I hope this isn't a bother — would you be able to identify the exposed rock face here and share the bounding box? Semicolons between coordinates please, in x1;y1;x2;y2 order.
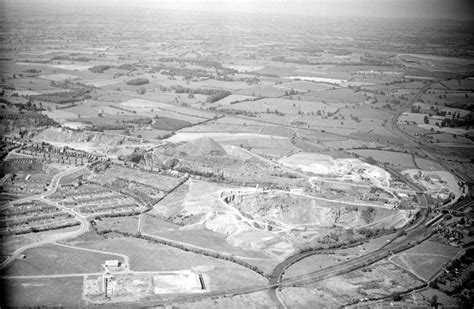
223;191;400;228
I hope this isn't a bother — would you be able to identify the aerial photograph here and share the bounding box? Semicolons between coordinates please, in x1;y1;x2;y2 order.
0;0;473;307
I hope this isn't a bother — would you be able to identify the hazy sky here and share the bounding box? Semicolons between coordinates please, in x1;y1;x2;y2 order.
151;0;474;20
3;0;474;21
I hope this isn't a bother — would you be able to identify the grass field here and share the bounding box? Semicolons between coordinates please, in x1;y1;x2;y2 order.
142;216;270;259
390;240;460;280
414;157;444;171
276;81;334;92
349;149;417;169
233;85;288;97
284;253;350;278
302;88;366;103
2;244;124;276
1;226;82;258
95;216;139;234
225;97;336;115
1;276;84;307
212;94;256;106
73;237;267;290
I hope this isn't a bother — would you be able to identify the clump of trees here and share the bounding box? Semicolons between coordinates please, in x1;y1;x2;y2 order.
126;78;149;86
89;65;111;73
152;116;191;131
206;91;231;103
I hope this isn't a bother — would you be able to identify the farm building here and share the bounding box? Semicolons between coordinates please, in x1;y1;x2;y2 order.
104;260;119;268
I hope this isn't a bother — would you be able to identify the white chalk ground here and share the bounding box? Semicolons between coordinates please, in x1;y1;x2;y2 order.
286;76;347;85
120;98;167;109
279;153;391;187
166;132;287;143
222;145;254;160
62;121;90;130
49;64;92;71
223;65;265;72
